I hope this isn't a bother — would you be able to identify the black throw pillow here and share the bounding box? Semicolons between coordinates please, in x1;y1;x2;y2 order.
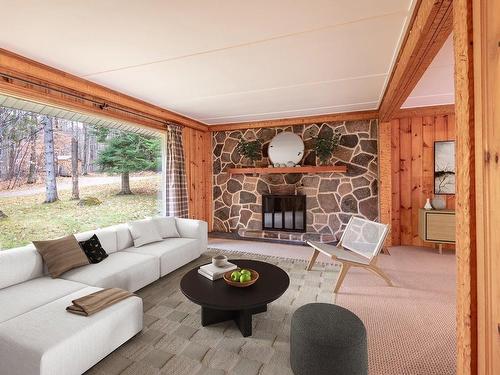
79;234;108;264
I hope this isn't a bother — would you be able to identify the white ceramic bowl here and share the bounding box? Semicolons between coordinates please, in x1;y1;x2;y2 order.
212;255;228;267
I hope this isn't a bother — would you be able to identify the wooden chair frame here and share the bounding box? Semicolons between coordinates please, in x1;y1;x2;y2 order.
306;218;393;293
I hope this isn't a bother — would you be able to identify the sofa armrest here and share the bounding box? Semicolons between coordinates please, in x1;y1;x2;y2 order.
175;218;208;252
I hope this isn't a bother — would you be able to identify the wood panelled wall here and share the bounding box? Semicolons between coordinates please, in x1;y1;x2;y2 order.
388;113;456;246
183;128;212;226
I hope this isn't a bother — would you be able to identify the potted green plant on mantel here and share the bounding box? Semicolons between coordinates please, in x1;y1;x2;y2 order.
312;131;341;165
236;137;262;167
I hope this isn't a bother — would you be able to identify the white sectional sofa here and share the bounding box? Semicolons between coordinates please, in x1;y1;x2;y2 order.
0;217;207;375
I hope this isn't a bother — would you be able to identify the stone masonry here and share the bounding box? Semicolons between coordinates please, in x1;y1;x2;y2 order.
212;120;379;240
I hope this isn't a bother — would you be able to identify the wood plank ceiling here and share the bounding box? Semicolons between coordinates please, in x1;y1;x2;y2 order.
0;0;418;125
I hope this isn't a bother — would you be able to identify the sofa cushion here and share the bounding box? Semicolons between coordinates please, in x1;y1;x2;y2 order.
74;227;118;254
78;234;108;264
33;235;89;278
0;244;44;289
60;252;159;292
124;238;201;277
114;224;134;251
128;219;163;247
0;277;87;323
175;218;208;250
152;216;180;238
0;286;143;375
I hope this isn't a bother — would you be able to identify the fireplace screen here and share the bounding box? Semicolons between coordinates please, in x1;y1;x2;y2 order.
262;195;306;232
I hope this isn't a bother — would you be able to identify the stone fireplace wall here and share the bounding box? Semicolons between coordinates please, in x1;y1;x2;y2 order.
212;120;379;239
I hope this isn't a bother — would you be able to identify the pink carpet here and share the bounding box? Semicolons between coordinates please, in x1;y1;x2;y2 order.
209;239;457;375
336;246;456;374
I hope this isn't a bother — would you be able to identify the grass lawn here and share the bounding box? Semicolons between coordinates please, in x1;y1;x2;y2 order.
0;177;161;249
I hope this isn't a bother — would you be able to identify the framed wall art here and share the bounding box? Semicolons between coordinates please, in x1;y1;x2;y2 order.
434;140;456;195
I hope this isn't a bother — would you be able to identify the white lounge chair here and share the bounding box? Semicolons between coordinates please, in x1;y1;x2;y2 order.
306;217;392;293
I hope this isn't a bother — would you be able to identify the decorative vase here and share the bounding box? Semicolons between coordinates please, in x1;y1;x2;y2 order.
424;198;433;210
432;196;446;210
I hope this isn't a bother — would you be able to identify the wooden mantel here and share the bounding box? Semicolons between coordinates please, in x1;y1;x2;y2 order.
227;165;347;175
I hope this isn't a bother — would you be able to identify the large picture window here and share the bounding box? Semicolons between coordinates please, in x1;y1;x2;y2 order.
0;105;164;250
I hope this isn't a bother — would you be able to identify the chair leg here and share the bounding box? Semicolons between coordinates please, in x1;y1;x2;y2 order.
306;249;320;271
367;265;393;286
381;246;391;255
334;263;350;293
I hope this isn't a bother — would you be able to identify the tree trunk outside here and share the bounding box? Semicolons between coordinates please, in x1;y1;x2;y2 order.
27;127;37;184
11;137;30;189
119;171;133;195
71;122;79;200
7;143;16;180
82;126;89;175
43;116;58;203
0;110;3;179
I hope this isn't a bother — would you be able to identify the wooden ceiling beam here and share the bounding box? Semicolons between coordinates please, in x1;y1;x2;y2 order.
393;104;455;118
0;78;167;132
378;0;453;122
0;49;209;132
208;110;379;132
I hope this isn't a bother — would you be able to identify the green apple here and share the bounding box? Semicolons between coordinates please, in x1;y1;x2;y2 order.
240;269;251;276
231;271;241;282
240;273;251;283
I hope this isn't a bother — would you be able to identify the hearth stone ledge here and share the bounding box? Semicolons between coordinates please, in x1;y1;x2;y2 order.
238;228;336;243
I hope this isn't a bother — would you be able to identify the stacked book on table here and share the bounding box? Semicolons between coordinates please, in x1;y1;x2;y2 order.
198;262;237;281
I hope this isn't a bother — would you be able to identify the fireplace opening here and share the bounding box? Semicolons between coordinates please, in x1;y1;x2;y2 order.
262;194;306;232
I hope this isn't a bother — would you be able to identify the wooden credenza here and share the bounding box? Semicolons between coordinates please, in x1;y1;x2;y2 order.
418;209;456;254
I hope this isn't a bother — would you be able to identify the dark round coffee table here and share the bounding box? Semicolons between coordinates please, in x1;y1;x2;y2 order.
180;259;290;337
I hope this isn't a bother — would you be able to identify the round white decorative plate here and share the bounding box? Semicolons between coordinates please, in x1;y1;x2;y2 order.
268;132;304;165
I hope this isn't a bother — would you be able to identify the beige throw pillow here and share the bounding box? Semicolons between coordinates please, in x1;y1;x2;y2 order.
128;220;163;247
152;216;180;238
33;235;89;278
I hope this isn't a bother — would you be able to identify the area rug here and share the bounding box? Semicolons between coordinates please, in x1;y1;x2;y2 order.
84;250;335;375
85;247;456;375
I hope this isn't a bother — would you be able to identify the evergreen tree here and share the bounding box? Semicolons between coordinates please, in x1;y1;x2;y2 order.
97;131;160;195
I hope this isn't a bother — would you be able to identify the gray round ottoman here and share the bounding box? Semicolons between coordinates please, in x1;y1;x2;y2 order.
290;303;367;375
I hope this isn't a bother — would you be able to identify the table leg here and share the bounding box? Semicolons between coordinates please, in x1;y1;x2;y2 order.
236;309;252;337
201;306;234;326
235;305;267;337
201;304;268;337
